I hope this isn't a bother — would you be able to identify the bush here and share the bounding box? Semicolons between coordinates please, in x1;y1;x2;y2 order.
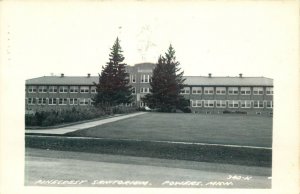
25;114;38;126
223;110;231;114
181;107;192;113
25;106;134;127
35;111;49;126
223;110;247;114
41;113;62;126
137;107;146;111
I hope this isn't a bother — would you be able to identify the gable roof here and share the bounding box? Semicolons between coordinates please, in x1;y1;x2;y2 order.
26;75;273;86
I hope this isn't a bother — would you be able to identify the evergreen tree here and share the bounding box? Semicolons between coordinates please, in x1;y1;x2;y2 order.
142;45;190;112
93;38;132;107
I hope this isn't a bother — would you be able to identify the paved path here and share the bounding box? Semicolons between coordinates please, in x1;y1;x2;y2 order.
25;112;147;135
25;148;271;188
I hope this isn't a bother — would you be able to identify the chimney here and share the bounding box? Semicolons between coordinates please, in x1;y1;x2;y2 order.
239;73;243;78
61;73;64;78
208;73;212;78
87;73;91;78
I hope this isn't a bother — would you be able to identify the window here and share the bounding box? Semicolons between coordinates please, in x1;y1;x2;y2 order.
90;99;94;105
145;75;149;83
228;87;239;95
69;98;78;105
140;74;150;83
140;87;150;93
253;101;264;108
216;100;226;108
49;98;57;105
37;98;46;105
241;100;251;108
80;86;89;93
266;101;273;108
131;74;136;83
216;87;226;95
59;86;68;93
132;87;136;94
140;102;146;107
91;86;97;93
191;100;196;107
28;86;37;93
204;100;214;108
28;98;36;105
192;87;202;94
49;86;58;93
38;86;47;93
253;87;264;95
240;87;251;95
79;98;90;105
59;98;68;105
139;74;151;83
140;75;143;83
70;86;79;93
266;87;273;95
191;100;202;107
204;87;214;95
228;100;239;108
181;87;190;94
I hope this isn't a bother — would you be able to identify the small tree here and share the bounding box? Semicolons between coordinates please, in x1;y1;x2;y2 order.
142;45;190;112
93;38;133;108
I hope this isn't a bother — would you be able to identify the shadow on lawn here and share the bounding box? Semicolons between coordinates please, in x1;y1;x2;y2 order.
25;135;272;167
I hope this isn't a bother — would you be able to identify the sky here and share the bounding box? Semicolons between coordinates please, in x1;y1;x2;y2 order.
1;1;298;80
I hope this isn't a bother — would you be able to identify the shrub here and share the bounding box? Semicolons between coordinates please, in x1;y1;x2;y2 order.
35;111;50;126
25;114;38;126
41;113;62;126
25;106;133;127
181;107;192;113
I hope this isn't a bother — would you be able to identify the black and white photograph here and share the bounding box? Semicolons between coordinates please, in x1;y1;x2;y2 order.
0;1;299;194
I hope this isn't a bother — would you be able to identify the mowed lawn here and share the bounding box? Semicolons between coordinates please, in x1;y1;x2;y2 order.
68;113;273;147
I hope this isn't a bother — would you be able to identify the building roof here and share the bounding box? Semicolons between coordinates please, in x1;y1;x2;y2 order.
26;76;99;85
131;62;156;68
26;75;273;86
183;76;273;86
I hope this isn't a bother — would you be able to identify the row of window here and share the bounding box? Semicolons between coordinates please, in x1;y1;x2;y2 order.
27;85;273;96
27;86;97;93
130;74;151;83
140;87;150;94
181;87;273;95
27;98;92;105
130;87;150;94
190;100;273;108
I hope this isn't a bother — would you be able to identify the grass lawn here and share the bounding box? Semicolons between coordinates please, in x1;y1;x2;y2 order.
67;113;273;147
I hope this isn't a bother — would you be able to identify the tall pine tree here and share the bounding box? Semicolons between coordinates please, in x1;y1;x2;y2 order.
142;45;190;112
93;38;132;107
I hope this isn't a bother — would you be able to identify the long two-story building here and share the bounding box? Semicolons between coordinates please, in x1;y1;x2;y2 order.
25;63;273;115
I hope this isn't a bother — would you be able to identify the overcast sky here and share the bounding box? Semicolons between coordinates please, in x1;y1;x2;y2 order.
2;1;298;80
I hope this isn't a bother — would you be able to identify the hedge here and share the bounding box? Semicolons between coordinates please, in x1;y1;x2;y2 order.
25;106;136;127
